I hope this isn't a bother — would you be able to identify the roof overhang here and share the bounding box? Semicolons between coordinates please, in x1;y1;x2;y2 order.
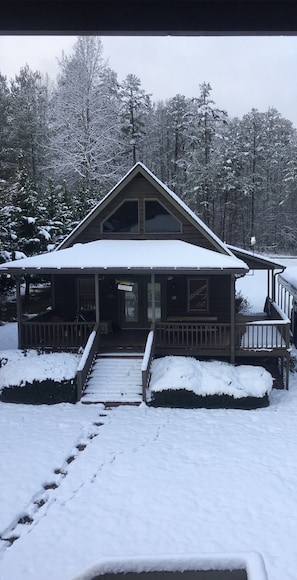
227;245;286;271
0;240;249;276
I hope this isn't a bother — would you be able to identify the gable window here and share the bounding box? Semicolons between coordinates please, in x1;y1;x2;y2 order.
102;200;139;233
145;200;181;233
188;278;208;312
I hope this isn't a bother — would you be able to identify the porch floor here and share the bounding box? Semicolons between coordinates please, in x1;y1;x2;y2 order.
98;329;148;351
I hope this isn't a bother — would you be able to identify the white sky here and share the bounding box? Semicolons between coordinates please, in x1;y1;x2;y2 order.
1;35;297;125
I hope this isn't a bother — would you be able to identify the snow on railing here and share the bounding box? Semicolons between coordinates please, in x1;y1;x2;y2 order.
76;324;99;400
141;329;155;403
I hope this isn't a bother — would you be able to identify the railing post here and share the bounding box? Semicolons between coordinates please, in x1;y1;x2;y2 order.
230;274;235;364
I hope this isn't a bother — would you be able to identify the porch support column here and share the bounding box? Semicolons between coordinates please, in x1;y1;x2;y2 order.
230;274;235;364
15;274;22;349
267;269;270;300
151;272;155;327
95;273;100;324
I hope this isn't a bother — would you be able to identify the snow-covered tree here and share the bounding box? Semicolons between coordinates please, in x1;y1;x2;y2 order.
49;36;122;204
120;73;152;165
9;65;49;187
0;73;12;181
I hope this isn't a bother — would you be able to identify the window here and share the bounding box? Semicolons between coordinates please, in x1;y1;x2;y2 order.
102;200;139;233
188;279;208;312
145;200;181;232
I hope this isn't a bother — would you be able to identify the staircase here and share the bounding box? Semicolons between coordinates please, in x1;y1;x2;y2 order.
81;352;144;405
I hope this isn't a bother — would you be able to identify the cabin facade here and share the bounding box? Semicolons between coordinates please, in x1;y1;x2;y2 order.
0;163;291;400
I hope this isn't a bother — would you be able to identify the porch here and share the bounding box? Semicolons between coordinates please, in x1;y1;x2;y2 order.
19;299;290;358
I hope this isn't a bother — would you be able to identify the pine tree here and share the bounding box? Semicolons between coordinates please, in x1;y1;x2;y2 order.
120;73;152;165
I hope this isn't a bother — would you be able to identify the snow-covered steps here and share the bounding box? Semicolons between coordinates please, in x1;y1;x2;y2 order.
81;353;144;405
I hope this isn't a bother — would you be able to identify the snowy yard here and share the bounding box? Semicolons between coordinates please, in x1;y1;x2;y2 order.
1;265;297;579
1;390;297;579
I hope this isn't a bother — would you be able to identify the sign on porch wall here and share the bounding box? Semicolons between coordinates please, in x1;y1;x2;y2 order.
117;280;134;292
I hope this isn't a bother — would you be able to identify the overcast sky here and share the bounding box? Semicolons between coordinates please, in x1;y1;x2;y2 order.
1;35;297;125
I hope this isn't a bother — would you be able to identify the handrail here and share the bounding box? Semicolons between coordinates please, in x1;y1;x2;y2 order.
76;323;99;401
141;330;155;403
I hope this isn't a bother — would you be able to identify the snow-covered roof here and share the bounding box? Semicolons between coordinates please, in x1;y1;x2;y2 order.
0;239;248;274
58;163;234;257
227;245;286;270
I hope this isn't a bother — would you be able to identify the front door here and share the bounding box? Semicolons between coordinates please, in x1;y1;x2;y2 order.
120;278;161;328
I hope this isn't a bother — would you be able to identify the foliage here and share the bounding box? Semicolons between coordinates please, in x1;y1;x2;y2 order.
1;36;297;256
235;290;251;314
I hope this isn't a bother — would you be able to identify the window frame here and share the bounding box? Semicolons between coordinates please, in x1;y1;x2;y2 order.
101;199;139;234
144;198;182;234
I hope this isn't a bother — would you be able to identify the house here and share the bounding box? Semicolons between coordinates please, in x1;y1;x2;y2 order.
0;163;291;400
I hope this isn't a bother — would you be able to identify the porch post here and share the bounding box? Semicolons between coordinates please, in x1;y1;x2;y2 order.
267;269;270;300
95;273;100;324
15;274;22;349
230;274;235;364
151;272;155;326
272;270;276;302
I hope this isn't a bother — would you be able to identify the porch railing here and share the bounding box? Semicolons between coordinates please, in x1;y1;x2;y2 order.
76;323;99;400
156;318;290;354
21;320;95;350
156;322;231;351
141;329;155;403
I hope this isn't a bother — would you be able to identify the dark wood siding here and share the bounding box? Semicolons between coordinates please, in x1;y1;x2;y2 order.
53;275;77;320
73;176;216;250
99;276;120;330
165;274;231;322
210;275;231;322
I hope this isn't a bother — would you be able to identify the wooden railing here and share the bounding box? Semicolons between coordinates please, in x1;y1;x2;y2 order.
156;322;231;351
141;329;155;403
235;320;290;352
76;323;99;400
156;315;290;355
21;320;95;350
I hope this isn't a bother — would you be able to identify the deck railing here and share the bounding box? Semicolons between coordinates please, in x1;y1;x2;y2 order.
156;322;231;351
156;317;290;354
21;320;95;350
141;329;155;403
235;320;290;352
76;323;99;400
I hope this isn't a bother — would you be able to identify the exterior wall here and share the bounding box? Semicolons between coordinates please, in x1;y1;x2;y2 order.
53;275;77;320
73;176;215;250
99;276;120;330
165;274;231;322
52;273;232;324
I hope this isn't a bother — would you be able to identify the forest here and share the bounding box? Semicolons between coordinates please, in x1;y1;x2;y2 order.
1;35;297;268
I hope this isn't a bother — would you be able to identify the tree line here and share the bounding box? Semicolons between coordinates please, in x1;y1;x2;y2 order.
1;35;297;265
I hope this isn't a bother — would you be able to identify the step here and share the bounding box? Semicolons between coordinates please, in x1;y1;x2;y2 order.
82;353;144;405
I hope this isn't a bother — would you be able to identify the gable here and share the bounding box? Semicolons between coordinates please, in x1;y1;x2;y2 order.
58;164;231;255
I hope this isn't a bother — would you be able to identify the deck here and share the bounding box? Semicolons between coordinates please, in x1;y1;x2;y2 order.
19;301;290;360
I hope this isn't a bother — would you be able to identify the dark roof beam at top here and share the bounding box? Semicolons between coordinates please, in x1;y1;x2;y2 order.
1;1;297;35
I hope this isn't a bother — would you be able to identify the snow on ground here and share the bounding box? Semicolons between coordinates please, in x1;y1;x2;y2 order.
0;403;101;534
1;264;297;579
1;391;297;580
0;322;18;350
